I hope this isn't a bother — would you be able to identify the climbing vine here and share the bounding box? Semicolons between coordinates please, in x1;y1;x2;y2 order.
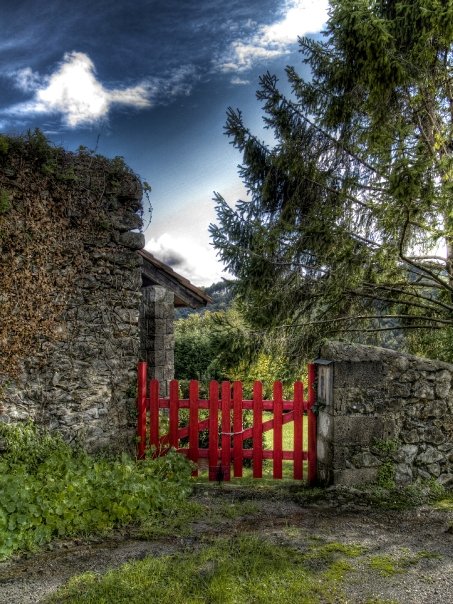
0;130;143;378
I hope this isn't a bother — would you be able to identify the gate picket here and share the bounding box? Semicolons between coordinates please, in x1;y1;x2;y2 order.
233;381;243;478
252;381;263;479
136;363;317;484
273;381;283;479
149;378;159;455
293;381;303;480
169;380;179;449
189;380;199;476
208;381;219;481
221;382;231;481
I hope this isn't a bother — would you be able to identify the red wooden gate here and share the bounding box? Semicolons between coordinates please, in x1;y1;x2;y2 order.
136;363;317;483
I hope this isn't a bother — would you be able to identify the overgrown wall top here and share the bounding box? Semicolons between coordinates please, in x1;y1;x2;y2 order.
0;132;144;451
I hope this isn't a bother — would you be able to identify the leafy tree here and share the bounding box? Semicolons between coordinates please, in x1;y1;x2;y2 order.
210;0;453;361
174;309;251;382
175;308;299;390
174;312;226;382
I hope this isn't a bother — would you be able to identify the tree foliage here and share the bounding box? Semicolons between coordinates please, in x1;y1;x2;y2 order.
210;0;453;361
174;308;299;394
175;280;234;318
174;309;254;382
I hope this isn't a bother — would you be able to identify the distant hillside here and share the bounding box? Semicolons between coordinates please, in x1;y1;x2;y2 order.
175;280;234;318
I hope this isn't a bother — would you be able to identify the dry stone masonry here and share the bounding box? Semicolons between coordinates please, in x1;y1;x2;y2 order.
0;140;146;451
316;342;453;487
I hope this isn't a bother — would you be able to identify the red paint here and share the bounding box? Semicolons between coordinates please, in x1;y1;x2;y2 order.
208;381;219;480
273;381;283;479
149;379;160;456
189;380;199;476
169;380;179;449
137;362;317;483
293;381;303;479
221;381;231;481
252;381;263;478
233;381;243;478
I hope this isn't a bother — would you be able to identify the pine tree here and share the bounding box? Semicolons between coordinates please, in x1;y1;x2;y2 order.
210;0;453;360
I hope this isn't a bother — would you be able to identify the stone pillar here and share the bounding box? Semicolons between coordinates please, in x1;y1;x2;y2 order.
139;285;175;396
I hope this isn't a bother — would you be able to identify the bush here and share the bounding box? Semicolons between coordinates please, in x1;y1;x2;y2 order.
0;422;193;560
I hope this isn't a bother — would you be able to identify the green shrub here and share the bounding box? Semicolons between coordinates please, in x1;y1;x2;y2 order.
0;422;193;560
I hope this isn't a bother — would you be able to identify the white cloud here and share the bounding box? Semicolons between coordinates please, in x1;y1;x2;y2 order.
215;0;329;73
143;180;249;287
7;51;151;127
5;52;197;128
146;233;229;287
14;67;42;92
147;65;198;102
230;76;251;86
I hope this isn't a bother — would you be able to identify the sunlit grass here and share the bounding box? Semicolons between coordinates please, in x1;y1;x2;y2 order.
434;491;453;510
368;550;441;577
46;535;355;604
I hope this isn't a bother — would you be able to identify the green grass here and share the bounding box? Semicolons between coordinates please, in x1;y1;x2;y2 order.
368;555;401;577
138;501;204;539
434;491;453;511
43;492;445;604
139;499;261;540
211;500;260;519
368;550;441;577
46;535;358;604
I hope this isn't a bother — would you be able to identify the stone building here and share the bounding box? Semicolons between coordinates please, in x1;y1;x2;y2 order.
0;141;209;451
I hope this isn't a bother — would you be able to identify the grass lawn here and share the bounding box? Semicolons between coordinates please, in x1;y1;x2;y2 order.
44;487;450;604
46;534;361;604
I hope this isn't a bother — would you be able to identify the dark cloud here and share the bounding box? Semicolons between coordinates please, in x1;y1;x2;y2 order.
160;250;186;268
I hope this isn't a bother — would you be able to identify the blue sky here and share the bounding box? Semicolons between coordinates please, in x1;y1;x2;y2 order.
0;0;328;285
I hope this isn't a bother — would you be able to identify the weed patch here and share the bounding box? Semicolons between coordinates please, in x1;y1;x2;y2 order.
300;540;364;574
290;481;448;511
138;501;203;539
368;550;441;577
0;423;193;560
434;491;453;511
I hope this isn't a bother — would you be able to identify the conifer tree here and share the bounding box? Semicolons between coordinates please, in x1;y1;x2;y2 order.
210;0;453;359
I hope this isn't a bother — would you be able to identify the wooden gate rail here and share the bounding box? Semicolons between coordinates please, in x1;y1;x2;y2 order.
136;363;317;484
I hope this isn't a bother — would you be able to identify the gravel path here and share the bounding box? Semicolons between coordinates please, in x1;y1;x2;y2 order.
0;485;452;603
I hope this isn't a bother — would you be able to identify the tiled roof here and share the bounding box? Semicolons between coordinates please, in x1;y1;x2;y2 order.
138;249;211;308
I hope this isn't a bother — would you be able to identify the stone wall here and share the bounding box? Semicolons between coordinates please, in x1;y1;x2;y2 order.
316;342;453;487
139;285;175;396
0;145;145;452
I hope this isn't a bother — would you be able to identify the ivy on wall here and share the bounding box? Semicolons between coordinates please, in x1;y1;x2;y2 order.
0;130;143;378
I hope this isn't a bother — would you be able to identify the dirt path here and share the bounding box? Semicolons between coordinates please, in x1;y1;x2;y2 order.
1;484;452;603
